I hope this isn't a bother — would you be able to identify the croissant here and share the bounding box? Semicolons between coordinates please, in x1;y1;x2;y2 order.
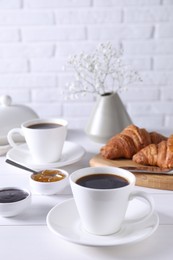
100;124;167;160
132;135;173;168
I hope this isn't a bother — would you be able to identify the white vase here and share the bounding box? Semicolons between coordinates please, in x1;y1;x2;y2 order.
85;92;133;144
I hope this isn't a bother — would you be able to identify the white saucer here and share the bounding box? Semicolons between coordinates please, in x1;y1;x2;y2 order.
6;141;85;170
46;198;159;247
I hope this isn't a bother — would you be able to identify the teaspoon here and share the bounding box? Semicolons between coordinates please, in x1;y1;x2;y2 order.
6;159;38;174
5;159;66;185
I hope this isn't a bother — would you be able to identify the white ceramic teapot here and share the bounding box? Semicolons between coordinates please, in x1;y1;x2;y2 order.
0;95;38;154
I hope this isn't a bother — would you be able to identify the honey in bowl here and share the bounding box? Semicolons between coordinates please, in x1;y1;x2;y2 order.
31;169;65;183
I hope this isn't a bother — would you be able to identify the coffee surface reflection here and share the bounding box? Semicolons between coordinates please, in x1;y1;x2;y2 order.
76;173;129;189
28;123;62;129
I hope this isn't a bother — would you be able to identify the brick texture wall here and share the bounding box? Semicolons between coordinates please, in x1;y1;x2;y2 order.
0;0;173;131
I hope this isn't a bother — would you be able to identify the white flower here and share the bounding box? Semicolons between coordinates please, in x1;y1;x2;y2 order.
65;42;142;99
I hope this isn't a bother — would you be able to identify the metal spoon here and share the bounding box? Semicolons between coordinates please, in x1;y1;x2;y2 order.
5;159;62;176
6;159;38;174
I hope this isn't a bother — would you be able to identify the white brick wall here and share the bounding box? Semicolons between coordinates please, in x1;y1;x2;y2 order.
0;0;173;131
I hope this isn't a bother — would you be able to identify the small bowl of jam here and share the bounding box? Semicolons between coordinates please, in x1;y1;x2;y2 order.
30;169;69;195
0;187;31;217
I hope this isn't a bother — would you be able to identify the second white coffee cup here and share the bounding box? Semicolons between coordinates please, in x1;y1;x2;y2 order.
70;166;155;236
7;118;68;164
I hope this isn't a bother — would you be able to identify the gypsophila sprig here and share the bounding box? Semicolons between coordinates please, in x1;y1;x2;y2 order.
66;42;142;99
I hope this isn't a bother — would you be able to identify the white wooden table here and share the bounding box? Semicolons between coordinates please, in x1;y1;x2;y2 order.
0;129;173;260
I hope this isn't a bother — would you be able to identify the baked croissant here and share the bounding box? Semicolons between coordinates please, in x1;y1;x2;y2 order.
100;124;167;160
132;135;173;168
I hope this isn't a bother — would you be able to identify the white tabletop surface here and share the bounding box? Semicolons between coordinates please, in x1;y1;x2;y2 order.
0;129;173;260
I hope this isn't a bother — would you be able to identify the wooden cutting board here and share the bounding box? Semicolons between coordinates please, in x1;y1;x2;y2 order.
89;154;173;190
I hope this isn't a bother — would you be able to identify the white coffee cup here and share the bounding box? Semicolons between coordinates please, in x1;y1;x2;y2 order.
7;118;68;164
70;166;155;236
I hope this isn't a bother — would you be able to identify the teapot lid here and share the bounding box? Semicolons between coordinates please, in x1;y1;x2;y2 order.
0;95;38;145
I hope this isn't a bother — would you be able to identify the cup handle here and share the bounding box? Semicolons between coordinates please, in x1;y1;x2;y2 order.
7;128;24;148
125;191;155;224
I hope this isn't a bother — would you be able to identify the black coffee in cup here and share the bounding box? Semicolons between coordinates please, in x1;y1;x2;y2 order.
28;123;62;129
76;173;129;189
